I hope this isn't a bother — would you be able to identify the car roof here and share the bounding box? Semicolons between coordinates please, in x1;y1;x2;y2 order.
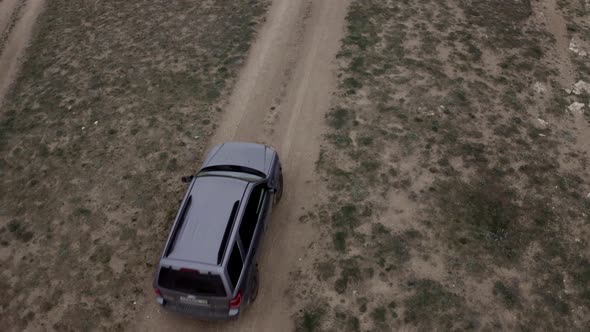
166;175;249;265
202;142;273;176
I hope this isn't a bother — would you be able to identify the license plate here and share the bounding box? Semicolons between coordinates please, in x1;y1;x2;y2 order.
180;295;208;306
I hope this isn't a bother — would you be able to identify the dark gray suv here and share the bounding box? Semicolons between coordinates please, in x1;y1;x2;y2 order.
153;142;283;320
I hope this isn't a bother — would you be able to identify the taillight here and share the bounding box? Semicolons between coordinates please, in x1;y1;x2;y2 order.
155;288;162;297
230;291;242;308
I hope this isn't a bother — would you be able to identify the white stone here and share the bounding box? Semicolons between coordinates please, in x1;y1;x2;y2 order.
569;40;580;53
533;82;546;93
569;40;588;57
568;102;585;114
572;80;590;95
537;118;548;127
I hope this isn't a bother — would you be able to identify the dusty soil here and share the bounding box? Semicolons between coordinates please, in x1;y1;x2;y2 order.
292;0;590;331
136;0;350;331
0;0;45;108
3;0;590;331
0;1;268;330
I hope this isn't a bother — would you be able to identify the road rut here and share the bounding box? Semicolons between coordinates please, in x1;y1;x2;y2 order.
136;0;350;330
0;0;45;108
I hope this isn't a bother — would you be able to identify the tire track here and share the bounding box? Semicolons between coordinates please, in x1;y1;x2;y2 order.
0;0;24;51
136;0;350;330
0;0;45;109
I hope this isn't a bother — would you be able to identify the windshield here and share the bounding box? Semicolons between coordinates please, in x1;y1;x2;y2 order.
158;267;226;297
197;169;263;182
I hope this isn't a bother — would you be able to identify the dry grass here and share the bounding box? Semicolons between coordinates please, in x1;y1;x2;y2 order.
295;0;590;330
0;0;268;330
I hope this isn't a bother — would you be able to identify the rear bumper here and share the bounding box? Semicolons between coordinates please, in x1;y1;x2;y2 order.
157;297;239;320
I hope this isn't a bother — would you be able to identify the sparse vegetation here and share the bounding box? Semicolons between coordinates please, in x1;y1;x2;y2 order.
333;231;347;252
315;260;336;281
4;0;590;330
0;0;268;330
334;258;361;294
6;220;33;242
371;305;386;324
493;281;521;309
296;305;325;332
295;0;590;330
404;279;469;329
434;175;530;265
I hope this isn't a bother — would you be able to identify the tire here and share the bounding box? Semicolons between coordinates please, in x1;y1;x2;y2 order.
250;270;259;303
274;171;283;204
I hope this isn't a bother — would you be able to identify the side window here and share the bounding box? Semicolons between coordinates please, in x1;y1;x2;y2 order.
239;185;265;250
227;243;243;288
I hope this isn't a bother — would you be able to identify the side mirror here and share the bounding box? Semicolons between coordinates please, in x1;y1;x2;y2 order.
181;175;194;183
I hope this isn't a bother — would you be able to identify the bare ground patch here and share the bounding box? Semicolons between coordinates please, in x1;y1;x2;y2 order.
0;0;268;330
293;0;590;331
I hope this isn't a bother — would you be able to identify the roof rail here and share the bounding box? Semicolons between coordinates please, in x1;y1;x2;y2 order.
164;196;192;257
217;200;240;264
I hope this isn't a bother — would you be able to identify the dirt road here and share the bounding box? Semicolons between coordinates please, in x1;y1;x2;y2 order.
136;0;350;330
0;0;45;108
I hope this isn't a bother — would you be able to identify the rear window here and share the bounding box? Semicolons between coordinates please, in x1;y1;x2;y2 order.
158;267;226;297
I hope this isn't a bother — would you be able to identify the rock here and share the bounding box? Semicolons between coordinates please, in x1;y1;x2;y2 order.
569;40;588;57
569;40;580;53
93;121;98;125
572;80;590;95
537;118;548;127
533;82;546;94
568;102;585;114
586;193;590;200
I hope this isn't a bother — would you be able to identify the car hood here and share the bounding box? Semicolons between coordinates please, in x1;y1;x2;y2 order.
201;142;273;175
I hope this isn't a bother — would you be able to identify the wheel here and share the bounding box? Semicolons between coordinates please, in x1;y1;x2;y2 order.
250;270;259;303
274;171;283;204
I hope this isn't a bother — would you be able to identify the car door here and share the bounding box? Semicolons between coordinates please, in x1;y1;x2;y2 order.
237;185;267;299
240;184;269;259
258;187;272;231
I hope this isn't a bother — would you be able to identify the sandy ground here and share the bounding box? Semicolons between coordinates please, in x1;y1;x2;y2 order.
3;0;588;329
0;0;45;108
136;0;350;330
540;0;576;87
